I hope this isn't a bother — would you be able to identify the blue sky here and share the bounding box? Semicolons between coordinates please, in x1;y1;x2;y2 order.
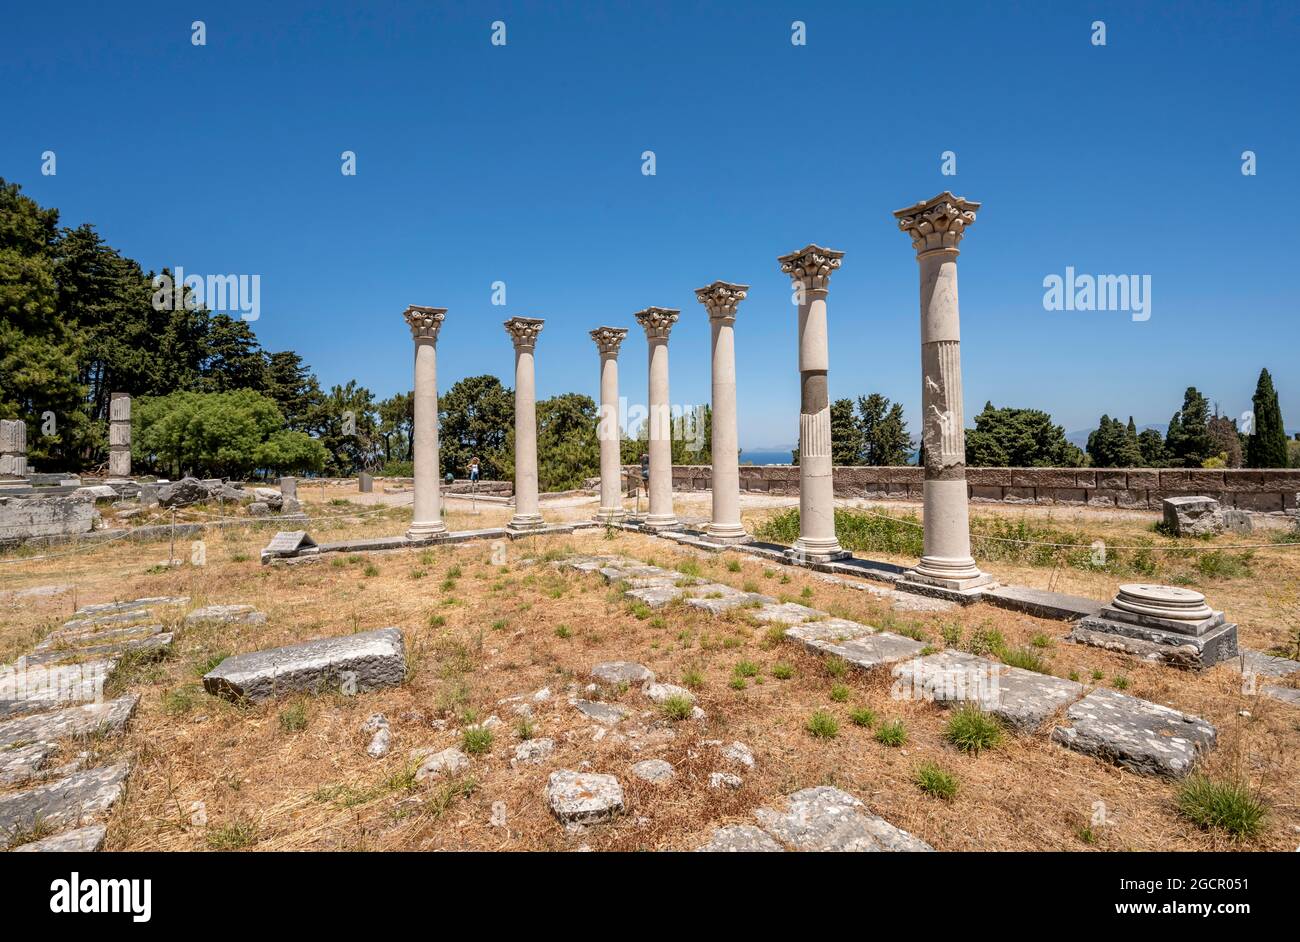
3;1;1296;448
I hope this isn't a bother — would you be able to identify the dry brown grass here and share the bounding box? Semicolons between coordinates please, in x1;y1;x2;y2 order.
1;492;1296;852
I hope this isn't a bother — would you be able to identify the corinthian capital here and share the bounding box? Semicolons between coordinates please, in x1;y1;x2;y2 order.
777;244;844;290
894;192;979;254
590;326;629;357
403;305;447;341
504;316;545;350
694;281;749;320
634;307;679;340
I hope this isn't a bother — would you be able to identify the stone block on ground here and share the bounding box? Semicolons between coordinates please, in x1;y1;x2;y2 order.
0;496;99;543
643;683;695;705
571;699;629;725
1051;688;1216;778
0;695;138;748
749;602;827;625
591;661;654;685
23;632;173;667
12;823;107;852
202;627;405;703
0;659;117;718
185;604;267;627
414;747;469;781
0;742;56;785
891;650;1085;732
511;738;555;767
789;621;927;671
696;824;784;852
622;585;682;608
1236;649;1300;680
985;585;1105;621
630;758;675;784
0;762;130;839
1162;496;1224;536
546;770;624;825
683;585;772;614
751;786;933;852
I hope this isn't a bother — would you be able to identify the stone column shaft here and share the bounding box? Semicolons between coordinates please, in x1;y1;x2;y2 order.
404;305;448;540
506;317;545;532
894;192;991;591
591;327;629;523
779;245;847;562
0;419;28;488
108;393;131;481
635;307;680;530
696;281;750;543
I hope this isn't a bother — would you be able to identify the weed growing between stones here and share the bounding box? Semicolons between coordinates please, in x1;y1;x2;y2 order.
462;726;493;755
1176;776;1267;839
943;707;1003;755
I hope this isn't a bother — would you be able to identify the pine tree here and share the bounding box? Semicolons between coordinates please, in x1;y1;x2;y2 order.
1164;388;1212;467
830;398;863;465
1246;368;1288;468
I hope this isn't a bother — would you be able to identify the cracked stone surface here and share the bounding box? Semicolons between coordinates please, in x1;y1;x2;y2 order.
696;824;784;852
512;738;555;766
546;770;624;824
0;742;56;785
750;786;933;852
24;632;173;668
0;762;130;837
1;659;117;718
571;699;628;725
1238;649;1300;680
789;621;926;671
35;621;162;652
202;627;405;703
12;823;108;852
0;694;138;749
630;758;675;784
683;586;772;614
750;602;827;625
623;585;683;608
185;603;267;627
592;661;655;685
891;650;1085;732
1051;688;1216;778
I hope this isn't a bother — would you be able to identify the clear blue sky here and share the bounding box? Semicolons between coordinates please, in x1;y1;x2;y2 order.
4;1;1296;448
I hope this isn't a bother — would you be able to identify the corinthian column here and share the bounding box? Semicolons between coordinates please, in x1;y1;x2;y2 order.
590;327;629;523
634;307;680;531
893;192;992;591
505;316;545;533
404;305;448;541
778;245;848;562
695;281;750;543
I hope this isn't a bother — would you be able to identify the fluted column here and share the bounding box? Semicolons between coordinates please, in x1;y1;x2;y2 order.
779;245;848;562
893;192;991;591
0;419;27;489
404;305;448;541
695;281;750;543
505;316;545;532
107;393;131;482
590;327;629;523
634;307;680;530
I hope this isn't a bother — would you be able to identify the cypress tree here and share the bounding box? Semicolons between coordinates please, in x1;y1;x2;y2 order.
1246;368;1288;467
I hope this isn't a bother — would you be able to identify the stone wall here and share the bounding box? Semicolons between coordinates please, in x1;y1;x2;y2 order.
0;496;99;544
624;465;1300;514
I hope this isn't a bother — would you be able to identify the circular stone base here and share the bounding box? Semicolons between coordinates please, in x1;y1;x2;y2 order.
1112;584;1213;622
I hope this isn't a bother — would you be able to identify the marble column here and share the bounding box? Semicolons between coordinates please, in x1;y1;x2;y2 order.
893;192;991;591
505;316;545;532
590;326;629;523
0;419;27;489
778;245;848;562
634;307;680;531
404;305;449;541
695;281;750;543
107;393;131;481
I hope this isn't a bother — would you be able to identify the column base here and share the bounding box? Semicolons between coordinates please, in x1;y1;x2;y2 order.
788;537;850;564
641;515;682;532
905;556;994;592
405;520;448;542
704;523;752;545
593;508;626;524
506;514;546;533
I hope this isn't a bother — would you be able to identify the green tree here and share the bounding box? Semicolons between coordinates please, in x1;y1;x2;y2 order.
829;398;863;465
1246;368;1288;468
535;393;600;490
1087;415;1142;467
265;351;324;433
1207;411;1242;468
1164;387;1212;468
200;313;268;393
965;402;1084;467
314;381;379;474
858;393;911;465
377;391;414;464
1137;428;1167;466
440;374;513;479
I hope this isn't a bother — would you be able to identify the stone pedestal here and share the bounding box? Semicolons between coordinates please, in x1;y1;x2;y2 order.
505;317;545;533
106;393;131;482
403;305;449;541
893;193;991;592
359;471;374;494
0;420;28;490
279;476;297;499
695;281;751;544
778;246;847;563
590;327;629;523
634;307;680;531
1070;584;1239;669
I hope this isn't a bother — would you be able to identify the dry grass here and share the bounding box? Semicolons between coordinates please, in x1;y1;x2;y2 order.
0;490;1296;852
